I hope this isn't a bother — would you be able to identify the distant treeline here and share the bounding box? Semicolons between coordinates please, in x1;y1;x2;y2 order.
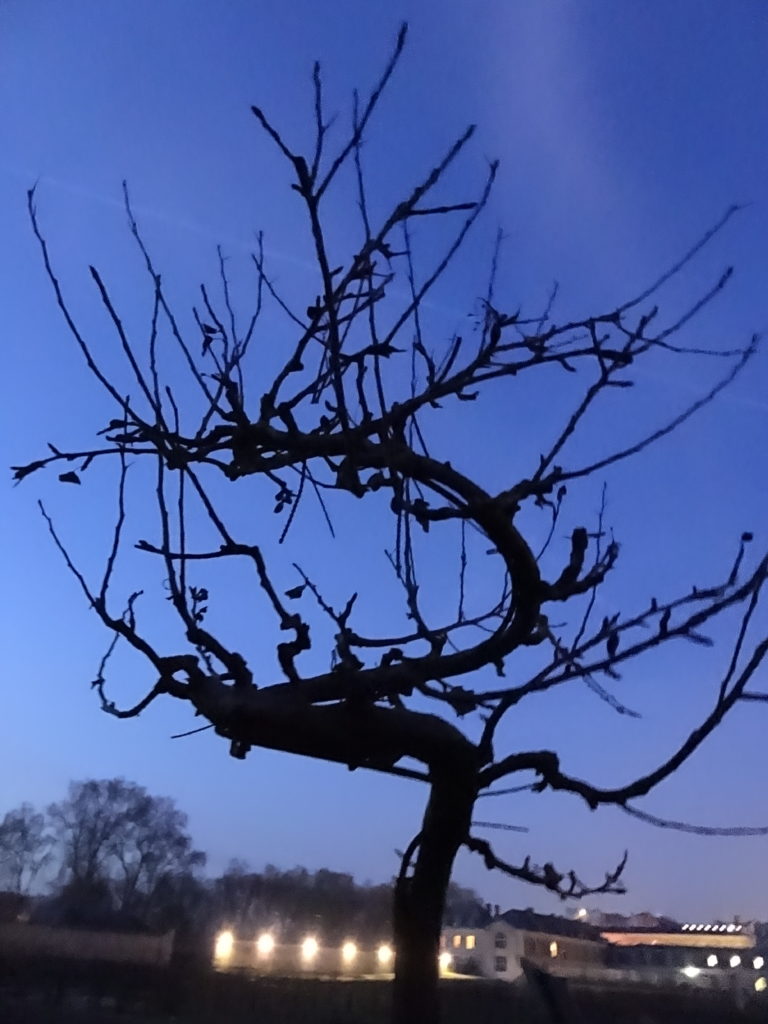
0;779;488;942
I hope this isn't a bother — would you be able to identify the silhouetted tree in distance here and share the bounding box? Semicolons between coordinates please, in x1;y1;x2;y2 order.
47;779;204;917
0;804;53;894
16;23;768;1024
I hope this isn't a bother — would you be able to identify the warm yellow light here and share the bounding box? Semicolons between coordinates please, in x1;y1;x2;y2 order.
256;933;274;955
439;952;452;971
755;957;765;970
214;930;234;960
755;977;767;993
707;955;718;968
342;941;357;964
730;955;741;968
549;941;558;958
466;934;476;950
302;937;319;961
681;966;700;979
452;934;461;948
377;944;393;965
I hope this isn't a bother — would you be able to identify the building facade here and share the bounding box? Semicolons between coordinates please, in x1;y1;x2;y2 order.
442;909;605;982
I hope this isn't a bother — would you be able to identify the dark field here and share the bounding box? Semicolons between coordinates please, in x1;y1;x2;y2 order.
0;956;765;1024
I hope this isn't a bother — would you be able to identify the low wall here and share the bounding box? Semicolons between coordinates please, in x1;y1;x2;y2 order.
0;922;174;966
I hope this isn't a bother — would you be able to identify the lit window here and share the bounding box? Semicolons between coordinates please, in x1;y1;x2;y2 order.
494;956;507;972
466;934;476;950
549;941;558;958
452;934;461;948
495;932;507;949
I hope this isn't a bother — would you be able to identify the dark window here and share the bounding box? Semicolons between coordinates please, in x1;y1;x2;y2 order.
494;956;507;972
494;932;507;949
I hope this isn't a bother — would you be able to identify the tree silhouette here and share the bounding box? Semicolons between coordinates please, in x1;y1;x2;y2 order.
0;804;53;894
15;24;768;1024
47;779;204;915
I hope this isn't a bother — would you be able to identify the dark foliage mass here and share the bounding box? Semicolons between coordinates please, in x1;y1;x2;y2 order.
14;22;767;1024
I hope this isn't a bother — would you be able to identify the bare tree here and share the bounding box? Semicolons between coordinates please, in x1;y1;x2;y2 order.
14;24;767;1024
48;779;204;913
0;803;53;894
108;790;205;915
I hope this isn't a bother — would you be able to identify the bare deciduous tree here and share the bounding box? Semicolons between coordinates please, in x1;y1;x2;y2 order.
48;779;204;912
15;25;767;1024
0;803;53;894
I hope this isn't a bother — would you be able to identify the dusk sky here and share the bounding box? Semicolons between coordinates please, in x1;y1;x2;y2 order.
2;1;767;923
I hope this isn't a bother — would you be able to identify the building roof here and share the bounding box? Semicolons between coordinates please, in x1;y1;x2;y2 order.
497;908;603;942
601;929;753;950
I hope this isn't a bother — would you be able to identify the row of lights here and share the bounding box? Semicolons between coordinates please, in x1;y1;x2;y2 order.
682;966;766;994
682;954;764;974
214;931;452;970
681;923;742;933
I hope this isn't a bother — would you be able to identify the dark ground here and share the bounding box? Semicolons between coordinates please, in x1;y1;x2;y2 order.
0;956;765;1024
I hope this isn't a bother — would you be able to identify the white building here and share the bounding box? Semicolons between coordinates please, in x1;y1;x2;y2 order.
442;908;605;982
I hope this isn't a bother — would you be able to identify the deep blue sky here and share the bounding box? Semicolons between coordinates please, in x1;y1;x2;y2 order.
2;1;767;923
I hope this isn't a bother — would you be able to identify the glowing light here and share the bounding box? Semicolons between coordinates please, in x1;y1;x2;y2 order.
730;955;741;968
466;934;476;950
342;941;357;964
549;941;558;958
439;952;452;971
754;957;765;970
681;966;701;979
576;908;587;919
681;924;689;931
707;955;718;968
214;930;234;960
727;924;736;933
696;924;705;932
301;937;319;962
377;944;393;966
755;977;767;993
452;934;461;948
736;925;743;932
704;925;711;932
256;933;274;956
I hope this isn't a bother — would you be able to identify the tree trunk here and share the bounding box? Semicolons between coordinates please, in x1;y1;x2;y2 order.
392;769;476;1024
